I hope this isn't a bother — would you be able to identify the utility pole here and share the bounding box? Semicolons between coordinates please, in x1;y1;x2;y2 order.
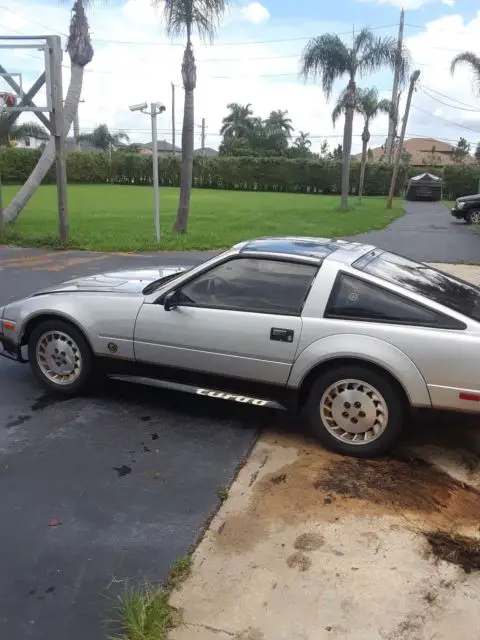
387;70;420;209
171;82;175;154
49;36;68;244
386;8;404;163
201;117;206;150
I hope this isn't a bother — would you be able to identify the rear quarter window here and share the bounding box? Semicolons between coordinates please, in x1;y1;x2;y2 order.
325;273;466;329
354;251;480;323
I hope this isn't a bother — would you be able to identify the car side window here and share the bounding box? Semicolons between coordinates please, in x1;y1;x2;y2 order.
325;273;466;329
177;258;317;315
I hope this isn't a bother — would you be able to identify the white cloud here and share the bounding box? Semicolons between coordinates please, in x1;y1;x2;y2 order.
360;0;455;11
240;2;271;25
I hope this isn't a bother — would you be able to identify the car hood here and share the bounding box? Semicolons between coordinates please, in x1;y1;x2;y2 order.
33;266;190;295
457;194;480;203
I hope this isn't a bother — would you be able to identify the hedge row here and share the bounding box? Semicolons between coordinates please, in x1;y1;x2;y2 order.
0;148;478;198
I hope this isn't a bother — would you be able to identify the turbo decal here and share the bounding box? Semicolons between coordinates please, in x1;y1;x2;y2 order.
195;388;268;406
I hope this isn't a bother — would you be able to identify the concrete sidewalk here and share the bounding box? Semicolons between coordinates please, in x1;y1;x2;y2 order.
168;263;480;640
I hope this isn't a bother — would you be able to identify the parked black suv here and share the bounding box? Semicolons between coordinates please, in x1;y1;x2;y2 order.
451;194;480;224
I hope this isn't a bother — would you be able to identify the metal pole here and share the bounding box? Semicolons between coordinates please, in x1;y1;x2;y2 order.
171;83;175;155
0;167;3;236
387;70;420;210
201;118;206;150
49;36;68;244
151;103;160;242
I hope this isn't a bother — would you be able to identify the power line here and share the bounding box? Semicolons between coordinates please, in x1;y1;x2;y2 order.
419;84;480;111
419;87;480;113
411;104;480;134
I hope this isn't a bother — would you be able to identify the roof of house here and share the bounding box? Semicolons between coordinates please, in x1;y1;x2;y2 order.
141;140;182;152
354;137;475;166
194;146;218;157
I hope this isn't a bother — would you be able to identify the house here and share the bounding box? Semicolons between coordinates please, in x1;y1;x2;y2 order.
14;129;49;149
354;137;476;167
194;146;218;158
139;140;181;156
65;136;104;153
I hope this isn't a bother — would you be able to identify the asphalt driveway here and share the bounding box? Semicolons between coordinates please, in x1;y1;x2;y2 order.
0;247;258;640
349;200;480;263
0;199;478;638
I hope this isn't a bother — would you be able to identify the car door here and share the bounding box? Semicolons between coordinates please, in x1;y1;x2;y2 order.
134;256;318;385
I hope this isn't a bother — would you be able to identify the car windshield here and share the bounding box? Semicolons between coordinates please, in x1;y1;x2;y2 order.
142;269;191;295
354;251;480;323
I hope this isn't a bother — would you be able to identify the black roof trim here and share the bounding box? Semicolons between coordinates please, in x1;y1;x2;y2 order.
240;237;361;262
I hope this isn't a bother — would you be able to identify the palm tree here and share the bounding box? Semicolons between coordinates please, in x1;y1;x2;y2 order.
294;131;312;150
332;87;391;200
0;118;49;146
264;109;294;138
220;103;254;138
300;28;408;210
3;0;93;224
78;123;129;152
162;0;228;234
451;52;480;96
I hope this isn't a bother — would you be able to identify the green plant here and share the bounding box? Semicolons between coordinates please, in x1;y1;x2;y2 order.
109;555;192;640
109;583;180;640
217;485;229;502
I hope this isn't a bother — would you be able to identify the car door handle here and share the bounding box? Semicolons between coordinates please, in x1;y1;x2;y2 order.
270;328;294;343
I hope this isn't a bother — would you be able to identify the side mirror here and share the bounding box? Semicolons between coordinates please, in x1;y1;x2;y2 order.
164;290;178;311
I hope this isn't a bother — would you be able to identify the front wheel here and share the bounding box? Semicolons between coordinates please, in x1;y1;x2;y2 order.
466;210;480;225
304;365;405;457
28;319;93;395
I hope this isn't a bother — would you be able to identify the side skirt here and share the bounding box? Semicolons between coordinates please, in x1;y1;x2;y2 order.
97;357;298;411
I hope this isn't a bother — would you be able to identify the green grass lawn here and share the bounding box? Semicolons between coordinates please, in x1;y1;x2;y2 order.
0;185;403;252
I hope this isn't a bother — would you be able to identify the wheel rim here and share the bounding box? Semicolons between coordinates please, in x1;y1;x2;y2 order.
471;211;480;223
36;330;83;385
319;378;389;445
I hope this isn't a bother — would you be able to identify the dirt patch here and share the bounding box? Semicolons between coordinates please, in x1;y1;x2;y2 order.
293;532;324;551
425;531;480;573
215;433;480;554
313;455;480;515
286;552;312;571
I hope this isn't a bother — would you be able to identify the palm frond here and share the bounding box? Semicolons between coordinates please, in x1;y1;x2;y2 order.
300;34;350;98
353;28;375;58
161;0;227;42
451;52;480;95
331;88;349;126
357;34;397;77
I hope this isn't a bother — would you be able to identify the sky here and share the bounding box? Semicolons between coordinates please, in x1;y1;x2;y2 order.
0;0;479;154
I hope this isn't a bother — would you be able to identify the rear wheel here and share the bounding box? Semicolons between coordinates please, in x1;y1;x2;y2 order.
304;365;405;457
28;319;93;395
466;209;480;225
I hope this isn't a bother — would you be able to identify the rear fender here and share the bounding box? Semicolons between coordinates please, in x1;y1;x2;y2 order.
289;334;431;407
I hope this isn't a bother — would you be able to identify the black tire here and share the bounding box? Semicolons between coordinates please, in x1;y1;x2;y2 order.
466;210;480;225
304;365;405;458
28;319;93;395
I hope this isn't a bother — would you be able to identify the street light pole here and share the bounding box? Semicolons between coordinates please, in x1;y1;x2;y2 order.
387;70;420;210
129;100;165;243
151;102;160;243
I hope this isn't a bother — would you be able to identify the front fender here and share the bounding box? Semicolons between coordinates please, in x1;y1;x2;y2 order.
288;334;431;408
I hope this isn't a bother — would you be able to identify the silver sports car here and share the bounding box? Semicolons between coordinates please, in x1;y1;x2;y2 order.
2;236;480;457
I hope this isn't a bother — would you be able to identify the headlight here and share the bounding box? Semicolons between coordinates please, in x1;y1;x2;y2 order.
457;201;466;209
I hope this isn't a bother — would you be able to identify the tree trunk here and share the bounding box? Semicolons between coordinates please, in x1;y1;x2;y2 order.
173;42;196;234
3;64;84;223
341;80;356;210
358;126;370;201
